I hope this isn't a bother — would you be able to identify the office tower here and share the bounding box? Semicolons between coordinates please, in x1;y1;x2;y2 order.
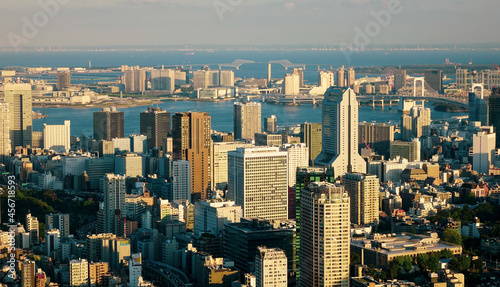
102;237;131;272
344;173;379;226
85;158;115;191
346;67;356;87
172;160;191;203
103;174;126;235
220;70;235;86
394;69;407;91
224;218;296;279
130;134;147;154
337;66;346;87
315;88;366;176
86;233;117;262
194;199;242;236
264;115;278;133
228;147;288;220
89;262;110;286
212;142;253;190
140;107;171;150
294;167;335;280
45;229;60;258
4;83;32;149
358;122;395;158
172;112;212;201
300;182;350;287
293;68;304;87
469;92;489;126
43;120;70;153
0;103;11;162
255;133;282;146
300;123;322;166
45;213;70;237
57;72;71;90
283;73;300;95
69;259;89;287
473;130;496;174
124;68;146;93
390;139;421;162
93;107;124;141
281;143;309;187
255;247;288;287
26;213;39;246
489;89;500;147
424;69;443;93
193;70;210;90
234;102;262;140
401;106;431;140
22;260;36;287
150;69;175;92
115;153;143;177
129;253;142;287
318;70;335;89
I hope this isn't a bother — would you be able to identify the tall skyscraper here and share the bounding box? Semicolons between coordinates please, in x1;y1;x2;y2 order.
150;69;175;92
43;120;71;153
300;182;350;287
469;92;488;126
283;73;300;95
69;259;89;287
489;89;500;147
401;106;431;140
344;173;380;226
124;68;146;93
4;83;32;149
337;66;346;87
281;143;309;187
22;260;36;287
193;69;210;90
300;123;322;166
140;107;171;150
424;69;443;93
234;102;262;141
315;88;366;177
293;68;304;87
172;160;191;203
346;67;356;87
255;247;288;287
394;69;407;91
93;107;124;141
103;174;126;235
358;122;394;158
264;115;278;133
212;142;253;190
228;147;288;221
473;129;496;174
318;70;335;89
172;112;212;201
0;103;11;163
220;70;235;86
57;72;71;90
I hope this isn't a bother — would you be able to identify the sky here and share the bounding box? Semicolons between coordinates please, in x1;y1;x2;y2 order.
0;0;499;48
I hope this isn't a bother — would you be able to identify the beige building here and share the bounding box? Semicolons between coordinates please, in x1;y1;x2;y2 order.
89;262;110;286
344;173;380;226
401;106;431;140
151;69;175;92
255;247;288;287
390;140;421;162
22;260;36;287
300;122;322;166
4;83;32;149
69;259;89;287
228;147;288;221
234;102;261;140
212;141;253;190
0;103;11;162
115;153;143;177
124;68;146;93
301;182;350;287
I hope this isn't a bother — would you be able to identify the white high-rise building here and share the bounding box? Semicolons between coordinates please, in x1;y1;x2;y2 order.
172;160;191;203
234;102;262;141
69;259;89;287
318;70;335;89
45;229;60;258
193;70;210;90
255;247;288;287
281;143;309;187
228;147;288;220
103;174;126;235
315;88;366;177
130;134;147;154
113;137;131;152
43;120;70;153
212;142;254;190
220;70;235;86
344;173;380;226
115;153;143;177
124;68;146;93
473;129;496;174
151;69;175;92
0;103;11;162
26;213;39;246
129;253;142;287
300;182;350;287
402;106;432;140
193;199;242;236
283;73;300;95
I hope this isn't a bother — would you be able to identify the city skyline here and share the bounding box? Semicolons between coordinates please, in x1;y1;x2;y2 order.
1;0;499;48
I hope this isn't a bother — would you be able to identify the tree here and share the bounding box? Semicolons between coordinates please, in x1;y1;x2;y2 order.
472;259;483;270
351;252;361;266
441;228;462;245
417;253;429;271
403;256;413;272
428;255;440;272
